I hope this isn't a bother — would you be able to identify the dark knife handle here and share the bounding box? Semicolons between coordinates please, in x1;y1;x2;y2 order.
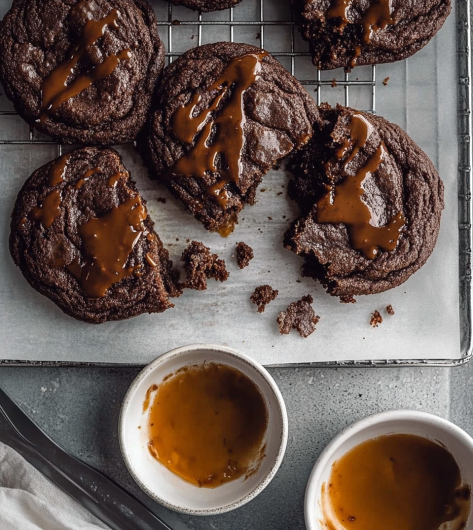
0;386;173;530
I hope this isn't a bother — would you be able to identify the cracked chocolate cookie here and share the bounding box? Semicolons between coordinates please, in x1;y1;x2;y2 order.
285;104;444;299
170;0;243;12
144;42;320;233
10;147;181;323
0;0;164;144
294;0;451;70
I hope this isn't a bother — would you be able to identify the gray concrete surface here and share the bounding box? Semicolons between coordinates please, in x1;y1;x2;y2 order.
1;362;472;530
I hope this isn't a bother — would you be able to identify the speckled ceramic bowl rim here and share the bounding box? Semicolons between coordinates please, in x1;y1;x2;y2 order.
304;410;473;530
119;343;288;516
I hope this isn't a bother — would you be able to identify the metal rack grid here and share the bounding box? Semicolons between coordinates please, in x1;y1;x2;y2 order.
0;0;471;367
0;0;377;157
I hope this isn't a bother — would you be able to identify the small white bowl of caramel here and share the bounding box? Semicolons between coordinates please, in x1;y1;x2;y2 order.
305;410;473;530
119;344;288;515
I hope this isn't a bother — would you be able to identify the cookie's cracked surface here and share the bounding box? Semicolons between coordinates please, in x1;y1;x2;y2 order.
10;147;180;323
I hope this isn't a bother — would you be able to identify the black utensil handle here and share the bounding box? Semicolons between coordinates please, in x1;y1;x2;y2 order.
0;387;173;530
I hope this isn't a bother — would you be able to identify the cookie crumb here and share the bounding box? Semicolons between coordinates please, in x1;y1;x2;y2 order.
156;197;167;204
386;304;395;316
172;19;181;25
236;242;254;269
250;285;279;313
370;310;383;327
277;295;320;338
340;295;356;304
331;78;337;87
180;241;229;291
383;77;390;86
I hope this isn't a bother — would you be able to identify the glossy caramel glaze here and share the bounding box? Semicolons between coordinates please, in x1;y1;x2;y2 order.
39;7;131;122
316;114;405;259
327;0;395;44
146;363;268;488
49;153;72;186
68;196;146;298
322;434;471;530
29;189;62;229
170;52;268;209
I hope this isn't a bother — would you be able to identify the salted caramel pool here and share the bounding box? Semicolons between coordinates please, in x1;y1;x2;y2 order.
321;434;471;530
144;363;268;488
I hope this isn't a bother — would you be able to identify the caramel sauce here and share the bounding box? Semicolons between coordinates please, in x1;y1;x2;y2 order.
359;0;395;44
49;153;72;186
216;216;237;237
169;52;268;209
316;114;405;259
39;8;131;122
68;196;146;298
327;0;351;29
327;0;395;66
146;363;268;488
29;189;62;229
321;434;471;530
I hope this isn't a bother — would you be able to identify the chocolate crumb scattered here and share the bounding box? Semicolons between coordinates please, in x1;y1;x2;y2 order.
383;77;390;86
370;310;383;327
340;295;356;304
251;285;278;313
260;188;267;192
180;241;229;291
268;216;273;221
277;295;320;338
277;192;283;196
331;78;337;87
172;19;180;25
156;197;167;204
386;304;395;315
236;242;254;269
256;32;261;39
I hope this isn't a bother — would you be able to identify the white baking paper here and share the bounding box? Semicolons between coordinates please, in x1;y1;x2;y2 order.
0;0;461;364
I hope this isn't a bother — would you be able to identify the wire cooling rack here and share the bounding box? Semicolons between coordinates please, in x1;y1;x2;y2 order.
0;0;471;367
0;0;377;157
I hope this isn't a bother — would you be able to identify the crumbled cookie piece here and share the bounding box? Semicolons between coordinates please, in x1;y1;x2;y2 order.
383;77;390;86
180;241;229;291
340;295;356;304
250;285;279;313
236;242;254;269
370;310;383;327
386;305;395;316
277;295;320;338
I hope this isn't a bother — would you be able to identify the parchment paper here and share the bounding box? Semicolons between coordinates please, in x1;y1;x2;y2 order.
0;0;461;364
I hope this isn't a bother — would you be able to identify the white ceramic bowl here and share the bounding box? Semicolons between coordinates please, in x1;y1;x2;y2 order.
305;410;473;530
119;344;288;515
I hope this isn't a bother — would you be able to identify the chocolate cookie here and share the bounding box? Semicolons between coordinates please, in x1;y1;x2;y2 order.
285;104;444;298
10;147;181;323
294;0;451;70
170;0;243;12
180;241;229;290
145;42;320;233
0;0;164;145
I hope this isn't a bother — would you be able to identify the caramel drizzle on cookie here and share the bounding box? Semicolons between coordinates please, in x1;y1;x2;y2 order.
39;8;131;122
316;114;405;260
327;0;395;65
169;52;269;209
49;153;72;186
29;189;62;229
67;196;147;298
